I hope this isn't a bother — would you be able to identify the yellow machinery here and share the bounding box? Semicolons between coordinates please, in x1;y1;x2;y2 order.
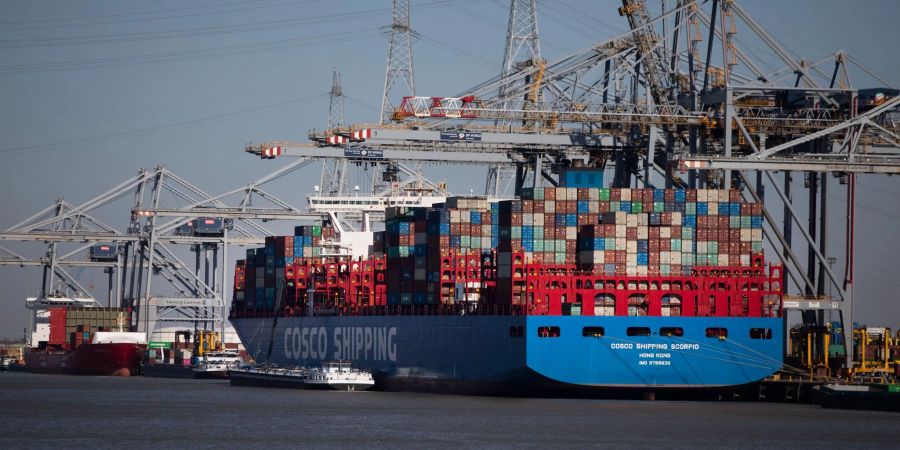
789;325;832;380
852;327;893;378
196;330;222;356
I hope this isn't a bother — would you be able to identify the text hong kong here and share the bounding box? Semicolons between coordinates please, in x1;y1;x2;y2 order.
283;326;397;361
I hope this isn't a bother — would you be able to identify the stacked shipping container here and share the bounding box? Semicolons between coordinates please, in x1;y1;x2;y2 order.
46;307;131;349
576;188;763;276
232;224;335;310
231;189;768;315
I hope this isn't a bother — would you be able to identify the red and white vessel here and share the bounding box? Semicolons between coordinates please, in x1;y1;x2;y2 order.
24;297;146;376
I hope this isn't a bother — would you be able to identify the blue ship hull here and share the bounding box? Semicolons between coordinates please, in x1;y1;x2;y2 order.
231;315;783;394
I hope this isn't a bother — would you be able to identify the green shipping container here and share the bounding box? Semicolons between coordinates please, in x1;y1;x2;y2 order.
599;188;610;201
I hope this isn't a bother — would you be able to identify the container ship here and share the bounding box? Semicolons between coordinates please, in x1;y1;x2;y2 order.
228;187;784;395
25;302;146;376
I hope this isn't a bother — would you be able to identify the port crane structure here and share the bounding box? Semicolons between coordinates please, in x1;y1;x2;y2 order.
245;0;899;369
2;1;897;370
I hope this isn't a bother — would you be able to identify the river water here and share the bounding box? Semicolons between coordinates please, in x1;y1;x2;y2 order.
0;372;897;449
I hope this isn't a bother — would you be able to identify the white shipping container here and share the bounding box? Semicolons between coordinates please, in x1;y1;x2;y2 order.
627;241;638;254
708;202;718;215
616;225;627;237
637;266;648;276
626;266;638;276
450;210;461;222
534;213;544;224
637;226;649;240
660;227;671;239
697;241;708;253
751;229;763;241
626;215;638;227
671;211;682;224
566;227;577;240
740;229;752;241
621;188;632;201
637;214;649;226
740;254;751;265
616;211;627;224
523;213;533;225
697;189;709;202
660;251;670;262
545;201;555;213
670;251;681;264
616;237;627;249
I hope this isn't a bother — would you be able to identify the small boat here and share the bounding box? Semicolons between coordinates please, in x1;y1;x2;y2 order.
304;360;375;391
192;350;244;379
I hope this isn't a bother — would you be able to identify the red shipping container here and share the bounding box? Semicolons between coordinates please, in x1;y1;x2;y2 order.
544;189;556;200
626;227;637;240
577;188;589;199
660;239;671;251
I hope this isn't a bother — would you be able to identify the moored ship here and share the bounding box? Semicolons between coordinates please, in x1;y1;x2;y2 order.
24;300;146;376
229;187;785;395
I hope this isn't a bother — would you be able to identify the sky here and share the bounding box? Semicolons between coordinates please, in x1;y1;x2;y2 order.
0;0;898;340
